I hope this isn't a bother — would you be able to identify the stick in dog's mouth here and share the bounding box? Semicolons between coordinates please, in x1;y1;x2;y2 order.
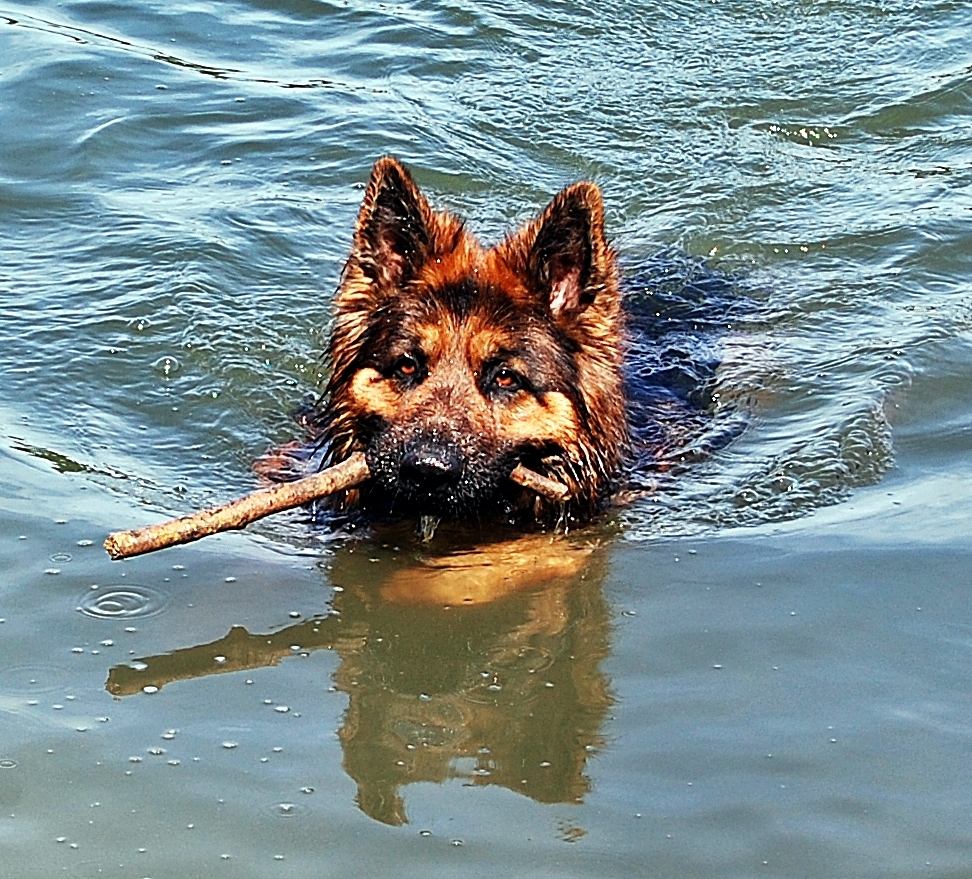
103;455;569;560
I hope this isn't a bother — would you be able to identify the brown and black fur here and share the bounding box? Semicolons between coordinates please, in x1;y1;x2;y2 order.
315;156;627;528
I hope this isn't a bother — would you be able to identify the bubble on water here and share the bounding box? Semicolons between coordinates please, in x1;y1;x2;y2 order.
419;829;432;837
50;553;72;563
142;686;158;695
77;585;168;619
44;569;61;576
76;539;94;547
274;706;290;714
0;759;17;769
148;748;166;756
222;742;238;750
153;355;180;376
299;787;314;795
275;802;297;817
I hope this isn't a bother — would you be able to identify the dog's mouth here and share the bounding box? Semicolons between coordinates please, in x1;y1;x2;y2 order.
361;433;518;521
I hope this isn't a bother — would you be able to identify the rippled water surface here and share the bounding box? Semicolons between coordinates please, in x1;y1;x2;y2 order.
2;1;972;876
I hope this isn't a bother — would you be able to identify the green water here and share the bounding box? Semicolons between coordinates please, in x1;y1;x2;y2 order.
2;1;972;876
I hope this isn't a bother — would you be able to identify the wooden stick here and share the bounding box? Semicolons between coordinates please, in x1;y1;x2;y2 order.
105;454;570;560
509;463;570;502
105;453;370;560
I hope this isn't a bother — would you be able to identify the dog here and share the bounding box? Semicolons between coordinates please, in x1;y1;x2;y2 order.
310;156;628;530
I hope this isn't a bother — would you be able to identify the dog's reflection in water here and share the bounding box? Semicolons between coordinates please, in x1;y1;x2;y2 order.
107;530;614;825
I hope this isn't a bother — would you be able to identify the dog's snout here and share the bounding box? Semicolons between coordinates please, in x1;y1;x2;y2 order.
400;442;463;491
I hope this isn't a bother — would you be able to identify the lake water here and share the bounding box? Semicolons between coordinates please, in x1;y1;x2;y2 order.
2;1;972;876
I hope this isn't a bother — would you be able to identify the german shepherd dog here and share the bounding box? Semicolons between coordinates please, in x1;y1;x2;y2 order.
313;156;627;530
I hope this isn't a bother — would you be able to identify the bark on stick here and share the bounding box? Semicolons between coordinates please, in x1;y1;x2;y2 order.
509;463;571;502
105;453;370;560
104;454;569;560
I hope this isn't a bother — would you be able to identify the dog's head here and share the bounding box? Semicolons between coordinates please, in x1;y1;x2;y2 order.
321;157;627;525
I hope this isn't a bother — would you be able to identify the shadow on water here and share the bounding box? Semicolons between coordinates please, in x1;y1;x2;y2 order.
106;532;613;826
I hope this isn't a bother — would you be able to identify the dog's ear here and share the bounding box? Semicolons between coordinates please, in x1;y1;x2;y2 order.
351;157;433;290
510;182;617;320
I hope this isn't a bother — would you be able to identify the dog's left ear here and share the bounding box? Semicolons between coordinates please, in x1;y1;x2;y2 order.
513;182;617;320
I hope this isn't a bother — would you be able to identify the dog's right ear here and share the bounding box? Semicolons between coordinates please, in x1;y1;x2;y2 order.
350;157;433;291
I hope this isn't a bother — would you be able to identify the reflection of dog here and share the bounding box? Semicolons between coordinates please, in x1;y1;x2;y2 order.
105;542;613;827
314;156;627;528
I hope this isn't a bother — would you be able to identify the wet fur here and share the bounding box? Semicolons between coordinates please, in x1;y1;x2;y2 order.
314;157;627;528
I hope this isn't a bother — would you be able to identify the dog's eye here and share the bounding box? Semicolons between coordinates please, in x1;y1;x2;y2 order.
391;355;420;380
492;367;522;392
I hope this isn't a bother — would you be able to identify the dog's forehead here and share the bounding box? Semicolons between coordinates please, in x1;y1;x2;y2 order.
415;236;529;302
396;305;532;365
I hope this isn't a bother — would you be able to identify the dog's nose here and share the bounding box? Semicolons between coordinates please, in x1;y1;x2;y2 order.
400;442;463;491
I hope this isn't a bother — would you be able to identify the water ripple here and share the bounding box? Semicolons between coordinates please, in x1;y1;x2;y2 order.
76;585;169;620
